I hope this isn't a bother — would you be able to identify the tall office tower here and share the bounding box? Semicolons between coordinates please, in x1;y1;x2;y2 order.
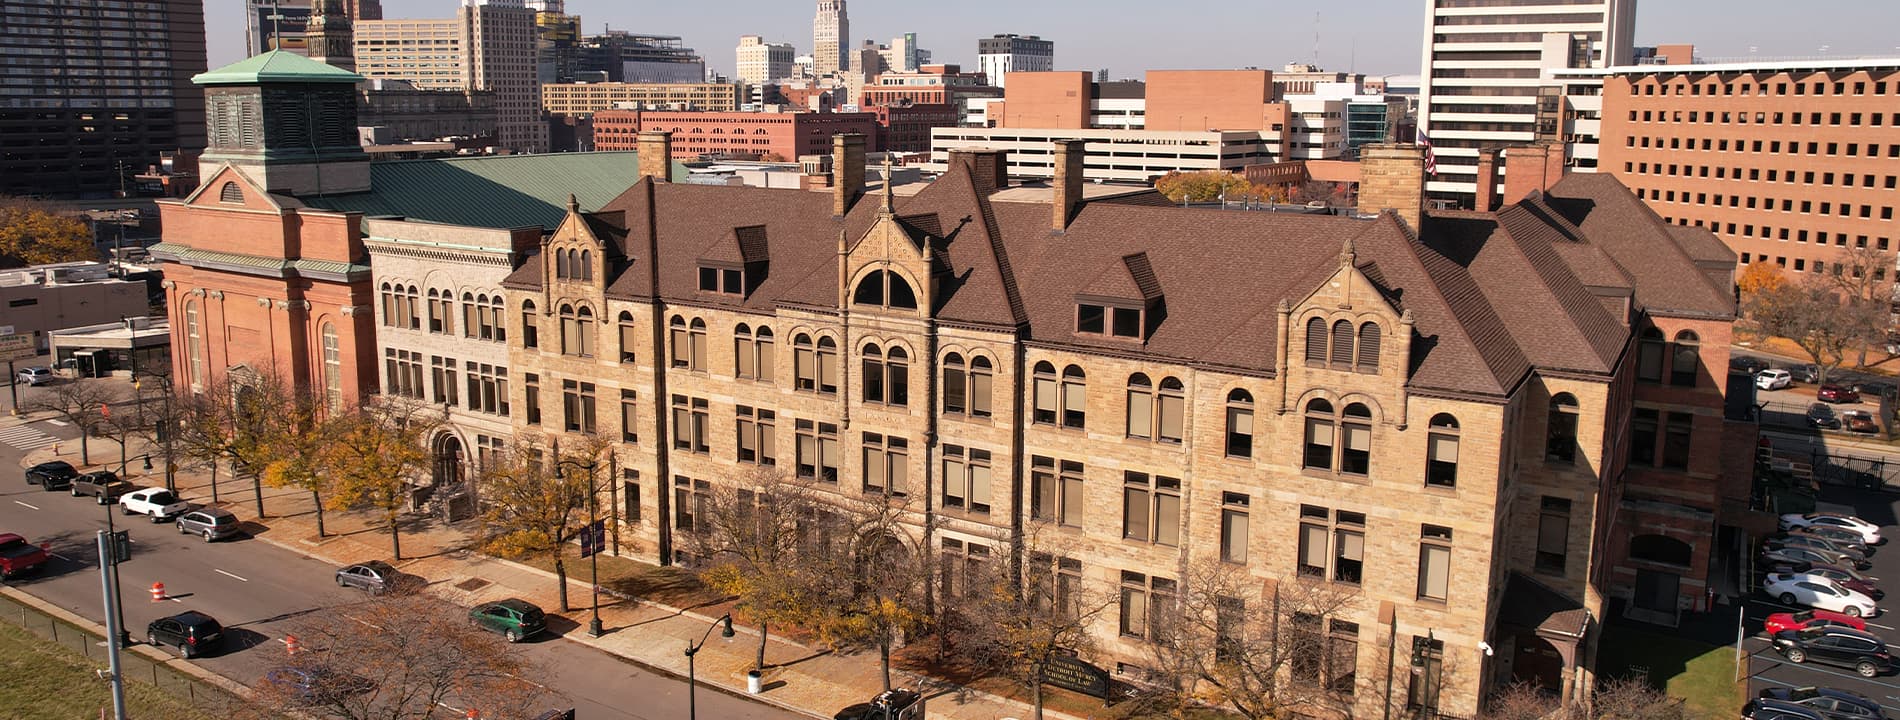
0;0;206;197
530;5;581;83
1416;0;1636;206
737;35;795;86
976;34;1054;88
305;0;356;72
813;0;848;77
882;33;928;74
356;0;544;153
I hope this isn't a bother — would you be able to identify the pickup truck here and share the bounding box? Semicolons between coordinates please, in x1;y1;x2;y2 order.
119;488;189;522
0;533;49;580
70;471;134;505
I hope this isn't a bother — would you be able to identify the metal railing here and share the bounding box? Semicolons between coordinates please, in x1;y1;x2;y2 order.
0;592;242;712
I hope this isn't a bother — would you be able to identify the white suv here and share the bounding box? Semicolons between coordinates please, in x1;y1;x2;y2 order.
1757;369;1793;390
15;366;53;386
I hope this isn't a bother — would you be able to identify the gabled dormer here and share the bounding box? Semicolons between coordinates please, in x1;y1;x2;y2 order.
1292;238;1409;378
1075;252;1164;342
840;188;933;316
696;224;769;298
542;194;621;295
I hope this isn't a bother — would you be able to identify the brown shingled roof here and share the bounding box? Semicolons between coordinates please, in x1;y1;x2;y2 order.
1541;174;1736;318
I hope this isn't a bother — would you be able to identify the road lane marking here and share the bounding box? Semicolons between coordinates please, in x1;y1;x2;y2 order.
43;419;68;427
13;501;39;510
214;569;248;582
49;553;72;561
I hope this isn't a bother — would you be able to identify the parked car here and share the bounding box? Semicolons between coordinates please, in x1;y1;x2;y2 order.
145;610;223;659
262;666;375;705
1820;385;1863;404
1841;410;1881;434
1763;573;1879;617
23;461;76;491
1743;698;1833;720
468;599;546;642
1791;527;1876;557
1765;609;1869;636
1768;535;1873;570
69;471;133;505
1764;546;1856;572
1852;381;1896;401
118;488;189;522
15;366;54;386
1783;513;1884;546
175;508;241;542
335;560;418;595
1771;562;1884;600
1733;356;1774;375
0;533;49;580
1771;626;1896;677
1756;686;1886;720
1760;369;1794;390
1789;365;1823;384
1808;403;1843;429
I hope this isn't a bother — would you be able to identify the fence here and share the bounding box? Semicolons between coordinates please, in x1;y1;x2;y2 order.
0;591;238;708
1760;443;1900;490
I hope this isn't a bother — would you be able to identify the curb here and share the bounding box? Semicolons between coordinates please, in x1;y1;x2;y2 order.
0;585;256;701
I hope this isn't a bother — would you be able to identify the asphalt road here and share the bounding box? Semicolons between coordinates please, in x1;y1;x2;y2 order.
0;414;807;720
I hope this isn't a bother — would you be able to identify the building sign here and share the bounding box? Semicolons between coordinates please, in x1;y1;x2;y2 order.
1042;654;1109;698
0;334;34;363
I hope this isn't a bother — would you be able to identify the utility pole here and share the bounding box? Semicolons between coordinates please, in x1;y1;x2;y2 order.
96;531;128;720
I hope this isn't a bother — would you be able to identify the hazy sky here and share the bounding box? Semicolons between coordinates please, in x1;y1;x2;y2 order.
202;0;1900;77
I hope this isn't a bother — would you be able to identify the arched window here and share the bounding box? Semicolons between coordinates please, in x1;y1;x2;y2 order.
944;353;967;414
754;326;776;382
1060;365;1087;429
669;316;692;369
1032;361;1058;425
556;249;570;279
321;322;342;411
405;286;420;329
862;344;885;403
380;283;396;327
577;306;595;357
852;269;919;310
1341;403;1373;475
426;289;449;334
462;292;478;338
1426;413;1459;488
860;345;908;406
1304;399;1374;476
580;250;593;281
618;311;637;363
219;181;244;204
1303;399;1334;470
1126;374;1185;443
1629;534;1693;567
185;299;205;387
794;334;819;391
1126;373;1154;439
521;299;539;349
816;336;838;393
1225;389;1255;458
560;305;580;356
488;296;506;343
1546;393;1579;464
1304;317;1327;365
1356;322;1382;374
1670;330;1700;387
1636;327;1665;383
1330;320;1355;368
968;356;993;417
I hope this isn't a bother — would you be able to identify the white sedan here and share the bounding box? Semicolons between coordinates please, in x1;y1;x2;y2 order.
118;488;190;522
1765;572;1880;617
1781;513;1884;546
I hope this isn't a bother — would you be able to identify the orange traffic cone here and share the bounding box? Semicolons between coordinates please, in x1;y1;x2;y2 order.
150;583;165;603
465;709;478;720
284;634;301;656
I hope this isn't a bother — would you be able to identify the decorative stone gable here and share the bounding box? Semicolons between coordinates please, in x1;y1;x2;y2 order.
1283;238;1416;428
541;194;610;305
839;200;934;316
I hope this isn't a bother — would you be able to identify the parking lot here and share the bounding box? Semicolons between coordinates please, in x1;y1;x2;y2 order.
1746;484;1900;712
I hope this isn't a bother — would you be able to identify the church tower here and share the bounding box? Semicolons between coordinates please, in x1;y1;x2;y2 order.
304;0;356;72
193;50;370;196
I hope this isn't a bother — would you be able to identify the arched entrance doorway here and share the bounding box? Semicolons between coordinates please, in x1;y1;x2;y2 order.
432;433;465;488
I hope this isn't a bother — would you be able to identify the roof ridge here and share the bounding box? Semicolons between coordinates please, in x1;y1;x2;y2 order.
1547;175;1734;313
959;167;1028;327
1393;214;1525;395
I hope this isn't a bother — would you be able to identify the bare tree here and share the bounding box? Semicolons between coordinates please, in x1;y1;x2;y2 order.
943;522;1115;720
685;466;827;674
1479;676;1686;720
476;433;611;611
249;594;550;720
23;377;123;465
1747;247;1895;384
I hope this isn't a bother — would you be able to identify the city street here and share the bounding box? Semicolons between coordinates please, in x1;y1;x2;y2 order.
0;413;806;720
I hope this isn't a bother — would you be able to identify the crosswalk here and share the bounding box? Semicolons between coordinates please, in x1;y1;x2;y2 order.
0;423;58;451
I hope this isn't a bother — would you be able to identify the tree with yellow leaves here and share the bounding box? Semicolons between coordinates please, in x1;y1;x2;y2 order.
1153;170;1262;204
802;491;932;693
0;197;96;267
171;370;293;515
1737;261;1787;301
257;383;343;537
686;466;827;674
323;397;443;560
476;433;610;612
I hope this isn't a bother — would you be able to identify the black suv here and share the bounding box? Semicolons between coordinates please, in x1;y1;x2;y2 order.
1757;686;1885;720
1772;626;1896;677
1745;698;1832;720
146;611;223;659
24;461;77;490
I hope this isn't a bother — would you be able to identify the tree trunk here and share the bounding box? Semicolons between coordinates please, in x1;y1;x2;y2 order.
79;434;90;465
312;490;326;538
555;557;570;612
252;473;265;518
880;641;892;691
756;621;769;672
209;463;220;504
390;514;402;560
1032;667;1045;720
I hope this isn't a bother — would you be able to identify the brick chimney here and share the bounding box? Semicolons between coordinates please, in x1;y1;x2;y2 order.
947;148;1008;196
636;131;671;183
832;133;865;217
1356;144;1425;230
1052;139;1085;232
1473;148;1500;212
1502;142;1567;206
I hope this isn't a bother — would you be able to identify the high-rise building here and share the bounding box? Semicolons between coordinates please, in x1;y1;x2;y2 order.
882;33;929;74
305;0;355;72
736;35;795;86
529;4;581;83
976;34;1053;88
1415;0;1635;204
0;0;207;198
356;0;545;153
577;32;704;84
813;0;849;77
246;0;381;55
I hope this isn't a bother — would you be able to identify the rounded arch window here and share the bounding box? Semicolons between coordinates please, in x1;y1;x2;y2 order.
1426;413;1460;488
1225;389;1255;458
1669;330;1700;387
1546;393;1581;464
853;269;919;310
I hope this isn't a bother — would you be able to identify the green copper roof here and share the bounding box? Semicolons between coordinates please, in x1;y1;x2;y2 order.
193;50;365;86
300;152;688;230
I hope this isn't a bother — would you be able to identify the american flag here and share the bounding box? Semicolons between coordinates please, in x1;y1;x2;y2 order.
1417;130;1438;177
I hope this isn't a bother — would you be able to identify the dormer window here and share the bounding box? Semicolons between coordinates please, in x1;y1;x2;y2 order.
1077;303;1145;339
698;265;745;295
1076;252;1162;341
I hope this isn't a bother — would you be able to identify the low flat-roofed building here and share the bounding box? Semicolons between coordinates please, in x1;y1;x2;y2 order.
47;315;171;379
0;262;152;352
927;127;1281;183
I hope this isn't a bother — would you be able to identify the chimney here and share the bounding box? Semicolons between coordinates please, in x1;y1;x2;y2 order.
1355;143;1425;231
947;148;1008;196
1052;139;1085;232
637;131;672;183
1502;141;1567;206
1473;148;1500;212
832;133;866;217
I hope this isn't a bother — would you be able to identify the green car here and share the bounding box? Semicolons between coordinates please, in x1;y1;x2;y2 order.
468;599;547;642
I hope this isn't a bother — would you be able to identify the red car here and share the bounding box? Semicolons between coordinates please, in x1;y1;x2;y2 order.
1765;608;1869;636
1819;385;1862;404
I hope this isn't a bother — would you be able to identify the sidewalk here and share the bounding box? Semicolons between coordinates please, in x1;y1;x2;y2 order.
14;436;1074;720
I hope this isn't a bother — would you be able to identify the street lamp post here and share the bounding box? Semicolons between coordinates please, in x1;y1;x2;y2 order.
556;459;602;638
132;375;177;493
102;453;148;647
684;613;734;720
